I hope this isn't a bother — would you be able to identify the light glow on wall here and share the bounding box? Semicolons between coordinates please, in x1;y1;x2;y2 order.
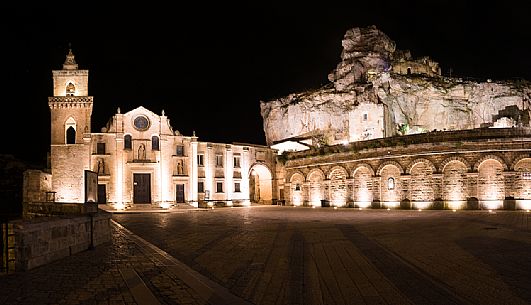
481;200;503;210
412;201;431;209
516;200;531;210
447;200;466;210
383;201;400;208
160;202;171;209
356;201;371;208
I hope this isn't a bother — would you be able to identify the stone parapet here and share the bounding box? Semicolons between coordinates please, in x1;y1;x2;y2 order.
12;212;111;271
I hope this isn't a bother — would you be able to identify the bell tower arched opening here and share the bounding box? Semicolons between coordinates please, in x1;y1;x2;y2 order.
65;117;76;144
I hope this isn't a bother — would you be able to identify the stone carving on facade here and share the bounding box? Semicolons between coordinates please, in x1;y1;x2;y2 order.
138;144;146;160
97;159;105;174
177;160;184;175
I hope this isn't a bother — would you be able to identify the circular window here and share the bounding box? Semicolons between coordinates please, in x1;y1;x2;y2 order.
133;116;150;131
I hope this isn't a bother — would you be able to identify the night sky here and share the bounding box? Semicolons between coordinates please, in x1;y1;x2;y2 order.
3;1;531;167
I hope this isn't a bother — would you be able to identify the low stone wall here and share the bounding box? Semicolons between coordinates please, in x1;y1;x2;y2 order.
12;212;111;271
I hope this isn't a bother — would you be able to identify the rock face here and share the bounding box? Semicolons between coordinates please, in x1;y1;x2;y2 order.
260;25;531;146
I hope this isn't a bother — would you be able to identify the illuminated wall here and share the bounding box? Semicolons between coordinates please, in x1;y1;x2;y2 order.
477;159;505;209
329;167;347;206
380;165;401;206
308;170;324;206
289;173;304;206
442;160;468;209
352;166;373;207
409;161;434;206
514;158;531;209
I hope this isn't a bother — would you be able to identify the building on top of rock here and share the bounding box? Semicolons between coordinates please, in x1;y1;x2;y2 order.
391;50;441;77
260;25;531;147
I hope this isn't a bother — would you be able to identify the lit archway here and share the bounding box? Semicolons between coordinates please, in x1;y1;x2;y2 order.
249;163;273;204
514;158;531;209
380;164;401;208
442;160;468;209
409;160;434;209
307;169;325;207
478;159;505;209
353;165;374;207
329;166;348;207
289;172;304;206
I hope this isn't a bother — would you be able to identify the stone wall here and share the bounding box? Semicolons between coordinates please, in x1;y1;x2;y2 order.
51;144;90;203
12;212;111;271
23;170;52;203
282;128;531;210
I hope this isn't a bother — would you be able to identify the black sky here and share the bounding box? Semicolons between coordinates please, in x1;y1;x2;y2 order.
3;1;531;166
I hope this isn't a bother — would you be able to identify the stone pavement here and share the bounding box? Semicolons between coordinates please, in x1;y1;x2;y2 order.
0;206;530;305
113;207;531;305
0;212;246;305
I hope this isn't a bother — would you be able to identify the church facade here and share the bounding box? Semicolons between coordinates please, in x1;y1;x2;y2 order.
41;50;277;208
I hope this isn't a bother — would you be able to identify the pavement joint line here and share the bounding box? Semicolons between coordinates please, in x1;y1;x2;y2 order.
111;219;253;305
338;224;476;305
119;268;161;305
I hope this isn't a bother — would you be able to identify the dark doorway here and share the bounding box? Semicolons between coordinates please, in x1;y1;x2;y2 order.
176;184;185;203
97;184;106;204
133;173;151;203
66;126;76;144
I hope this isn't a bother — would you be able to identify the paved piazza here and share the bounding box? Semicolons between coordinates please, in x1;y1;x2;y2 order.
1;206;529;305
112;206;531;305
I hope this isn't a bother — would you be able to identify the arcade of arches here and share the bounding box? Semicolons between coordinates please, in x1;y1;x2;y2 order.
284;154;531;210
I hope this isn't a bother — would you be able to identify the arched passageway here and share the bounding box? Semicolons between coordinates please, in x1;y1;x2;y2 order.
249;164;273;204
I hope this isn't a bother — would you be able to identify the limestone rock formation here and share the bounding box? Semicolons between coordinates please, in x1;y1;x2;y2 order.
260;25;531;146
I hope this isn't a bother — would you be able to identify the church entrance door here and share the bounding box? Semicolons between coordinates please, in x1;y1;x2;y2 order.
176;184;185;203
97;184;106;204
133;173;151;203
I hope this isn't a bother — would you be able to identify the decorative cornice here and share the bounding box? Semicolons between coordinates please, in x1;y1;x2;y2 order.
48;96;93;109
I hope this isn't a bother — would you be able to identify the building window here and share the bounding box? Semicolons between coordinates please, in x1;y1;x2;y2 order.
97;143;106;154
523;172;531;180
216;154;223;167
388;177;395;190
66;82;75;96
66;126;76;144
152;136;159;151
295;183;301;191
124;135;132;150
197;154;204;166
363;113;368;121
216;182;223;193
198;181;204;193
176;145;184;156
234;182;241;192
234;156;240;168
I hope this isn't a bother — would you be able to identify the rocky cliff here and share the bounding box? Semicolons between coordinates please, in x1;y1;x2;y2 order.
260;25;531;146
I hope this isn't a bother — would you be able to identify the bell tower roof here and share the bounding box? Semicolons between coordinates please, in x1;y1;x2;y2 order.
63;48;78;70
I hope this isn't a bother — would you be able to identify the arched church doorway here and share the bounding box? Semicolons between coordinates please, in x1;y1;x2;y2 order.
249;164;273;204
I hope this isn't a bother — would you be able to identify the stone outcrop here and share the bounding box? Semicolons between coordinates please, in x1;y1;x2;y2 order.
260;25;531;146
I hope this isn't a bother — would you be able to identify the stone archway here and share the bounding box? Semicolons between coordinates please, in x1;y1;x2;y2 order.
442;160;468;209
478;159;505;209
249;164;273;204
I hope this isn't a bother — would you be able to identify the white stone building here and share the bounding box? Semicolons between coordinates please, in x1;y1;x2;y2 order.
42;50;277;208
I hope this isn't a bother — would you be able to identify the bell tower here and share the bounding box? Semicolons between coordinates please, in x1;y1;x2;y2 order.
49;49;93;144
48;49;93;203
